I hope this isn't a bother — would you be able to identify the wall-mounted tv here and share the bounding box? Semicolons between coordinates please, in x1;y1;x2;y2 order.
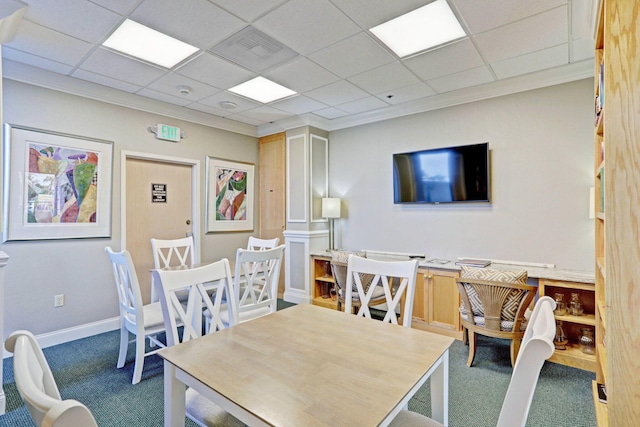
393;142;490;204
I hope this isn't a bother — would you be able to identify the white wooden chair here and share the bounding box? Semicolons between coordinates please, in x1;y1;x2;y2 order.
150;236;195;302
390;296;557;427
152;258;244;427
212;245;285;329
105;247;169;385
5;330;98;427
247;236;279;250
344;254;419;327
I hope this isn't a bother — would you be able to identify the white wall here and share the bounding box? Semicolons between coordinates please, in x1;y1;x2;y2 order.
328;79;594;271
1;80;258;337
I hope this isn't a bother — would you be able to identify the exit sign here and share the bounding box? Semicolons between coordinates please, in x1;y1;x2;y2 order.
156;124;181;142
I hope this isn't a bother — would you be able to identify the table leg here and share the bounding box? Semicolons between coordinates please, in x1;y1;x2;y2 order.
430;349;449;426
164;360;186;427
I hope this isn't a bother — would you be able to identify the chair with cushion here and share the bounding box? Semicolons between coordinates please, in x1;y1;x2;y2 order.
5;330;98;427
152;258;244;427
150;236;195;303
456;265;537;367
105;247;169;385
391;296;557;427
330;250;386;313
214;245;285;328
344;254;419;327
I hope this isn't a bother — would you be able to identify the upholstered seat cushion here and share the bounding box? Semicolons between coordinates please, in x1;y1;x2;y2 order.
458;265;528;321
459;312;528;331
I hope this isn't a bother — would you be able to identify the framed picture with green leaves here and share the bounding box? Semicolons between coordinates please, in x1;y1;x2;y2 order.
205;156;254;233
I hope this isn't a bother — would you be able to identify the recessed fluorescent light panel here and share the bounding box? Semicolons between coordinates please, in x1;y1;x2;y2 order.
103;19;198;68
370;0;466;58
228;76;296;103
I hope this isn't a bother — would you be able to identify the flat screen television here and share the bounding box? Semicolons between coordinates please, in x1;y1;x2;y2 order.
393;142;490;204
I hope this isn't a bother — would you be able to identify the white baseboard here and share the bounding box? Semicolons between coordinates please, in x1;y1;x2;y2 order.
3;316;120;359
283;291;311;305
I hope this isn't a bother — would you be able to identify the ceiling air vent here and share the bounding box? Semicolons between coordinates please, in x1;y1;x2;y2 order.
210;26;298;72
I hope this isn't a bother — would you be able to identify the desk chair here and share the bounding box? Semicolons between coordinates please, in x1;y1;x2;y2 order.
344;254;419;327
150;236;195;303
330;250;386;313
390;296;557;427
456;266;536;367
152;259;244;427
105;247;169;385
5;330;98;427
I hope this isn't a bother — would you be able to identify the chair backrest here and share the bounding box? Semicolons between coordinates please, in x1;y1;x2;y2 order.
497;296;557;427
330;250;368;296
344;254;419;327
151;236;195;270
153;258;235;347
5;330;98;427
247;236;280;251
105;247;144;331
231;245;285;323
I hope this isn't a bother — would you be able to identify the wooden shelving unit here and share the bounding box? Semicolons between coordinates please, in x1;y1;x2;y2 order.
538;279;596;372
311;255;337;309
592;1;640;425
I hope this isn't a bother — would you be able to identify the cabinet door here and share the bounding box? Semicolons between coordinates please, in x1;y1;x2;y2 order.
427;269;461;332
411;270;428;323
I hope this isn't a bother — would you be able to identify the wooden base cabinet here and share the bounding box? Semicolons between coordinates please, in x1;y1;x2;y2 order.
411;268;463;340
311;255;336;309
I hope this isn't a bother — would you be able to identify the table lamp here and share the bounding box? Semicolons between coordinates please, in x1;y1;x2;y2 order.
322;197;341;251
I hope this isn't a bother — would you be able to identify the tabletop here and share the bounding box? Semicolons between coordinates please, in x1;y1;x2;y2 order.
159;303;455;426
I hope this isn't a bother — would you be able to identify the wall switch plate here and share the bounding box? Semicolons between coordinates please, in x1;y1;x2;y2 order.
54;294;65;307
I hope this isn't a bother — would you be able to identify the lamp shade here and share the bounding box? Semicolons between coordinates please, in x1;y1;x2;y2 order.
321;198;341;218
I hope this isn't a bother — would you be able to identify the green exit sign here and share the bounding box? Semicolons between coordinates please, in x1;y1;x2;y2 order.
156;124;181;142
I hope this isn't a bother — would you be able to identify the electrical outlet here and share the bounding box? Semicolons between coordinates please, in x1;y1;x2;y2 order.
54;294;65;307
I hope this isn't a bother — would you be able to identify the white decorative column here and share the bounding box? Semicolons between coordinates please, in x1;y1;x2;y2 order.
283;127;330;304
0;251;10;414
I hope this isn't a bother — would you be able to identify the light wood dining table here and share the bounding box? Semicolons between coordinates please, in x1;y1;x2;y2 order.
159;303;455;427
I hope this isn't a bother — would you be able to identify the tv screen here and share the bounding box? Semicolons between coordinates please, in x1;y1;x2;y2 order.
393;142;490;204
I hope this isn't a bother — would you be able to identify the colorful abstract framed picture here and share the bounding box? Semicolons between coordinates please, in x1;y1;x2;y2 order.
205;156;254;233
2;124;113;241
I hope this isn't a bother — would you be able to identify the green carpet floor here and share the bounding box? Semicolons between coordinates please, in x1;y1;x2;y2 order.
1;302;595;426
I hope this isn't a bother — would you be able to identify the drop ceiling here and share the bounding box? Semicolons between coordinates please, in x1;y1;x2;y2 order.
1;0;597;137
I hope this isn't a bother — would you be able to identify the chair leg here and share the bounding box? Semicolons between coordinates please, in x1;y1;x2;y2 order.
510;338;522;367
467;331;477;367
117;326;128;369
132;334;145;385
462;327;469;345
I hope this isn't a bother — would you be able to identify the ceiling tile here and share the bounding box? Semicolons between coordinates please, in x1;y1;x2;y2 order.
197;91;261;113
571;38;593;62
22;0;121;43
71;68;141;92
308;32;395;78
265;57;340;93
146;72;221;102
253;0;361;55
129;0;246;49
7;20;94;66
473;6;568;63
175;52;256;89
375;83;436;105
404;39;484;81
270;95;328;115
79;47;166;86
336;96;389;114
2;48;74;75
240;105;295;123
224;113;267;126
491;44;568;79
136;88;192;106
453;0;568;34
185;102;227;117
209;0;289;23
330;0;432;29
427;66;495;93
305;80;369;105
312;107;350;119
90;0;141;15
349;61;420;95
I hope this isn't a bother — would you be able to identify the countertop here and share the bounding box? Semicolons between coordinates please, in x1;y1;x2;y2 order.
311;250;595;284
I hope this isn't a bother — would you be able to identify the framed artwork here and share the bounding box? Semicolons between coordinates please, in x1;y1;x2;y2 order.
205;156;254;233
2;124;113;241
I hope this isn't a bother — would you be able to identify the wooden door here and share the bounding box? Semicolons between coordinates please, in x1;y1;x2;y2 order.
258;133;286;295
126;158;193;304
